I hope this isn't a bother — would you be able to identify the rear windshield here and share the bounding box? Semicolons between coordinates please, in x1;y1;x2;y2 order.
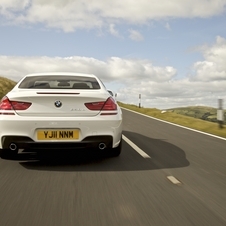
18;75;101;89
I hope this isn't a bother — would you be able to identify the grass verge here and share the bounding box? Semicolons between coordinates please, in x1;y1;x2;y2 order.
0;76;16;99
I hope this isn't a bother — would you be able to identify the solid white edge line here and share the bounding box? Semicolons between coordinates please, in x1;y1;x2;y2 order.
167;176;181;185
121;107;226;141
122;134;151;159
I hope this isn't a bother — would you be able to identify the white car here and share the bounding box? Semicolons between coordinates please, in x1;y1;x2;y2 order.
0;72;122;157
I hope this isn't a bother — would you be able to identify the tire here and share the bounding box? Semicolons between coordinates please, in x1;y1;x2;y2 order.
110;138;122;157
0;149;3;158
0;149;18;159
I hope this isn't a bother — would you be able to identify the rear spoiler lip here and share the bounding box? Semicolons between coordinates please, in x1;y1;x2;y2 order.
36;92;80;95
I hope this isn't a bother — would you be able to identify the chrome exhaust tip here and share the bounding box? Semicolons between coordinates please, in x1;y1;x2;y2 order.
99;143;107;150
9;143;17;151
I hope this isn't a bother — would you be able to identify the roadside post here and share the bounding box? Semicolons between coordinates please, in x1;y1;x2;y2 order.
217;99;224;129
139;94;141;108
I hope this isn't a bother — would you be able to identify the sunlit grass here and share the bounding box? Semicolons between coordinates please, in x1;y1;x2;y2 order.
0;76;16;99
118;102;226;139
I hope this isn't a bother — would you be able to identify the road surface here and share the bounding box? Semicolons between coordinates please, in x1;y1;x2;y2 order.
0;108;225;226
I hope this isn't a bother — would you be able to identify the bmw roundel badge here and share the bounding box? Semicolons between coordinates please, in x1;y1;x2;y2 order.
54;100;62;108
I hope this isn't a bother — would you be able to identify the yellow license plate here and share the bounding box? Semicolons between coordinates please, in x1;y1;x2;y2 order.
37;130;79;140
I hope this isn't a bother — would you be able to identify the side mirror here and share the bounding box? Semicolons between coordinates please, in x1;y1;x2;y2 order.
107;90;114;97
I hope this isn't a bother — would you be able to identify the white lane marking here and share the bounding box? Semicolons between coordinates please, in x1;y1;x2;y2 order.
167;176;181;185
122;134;151;159
121;107;226;141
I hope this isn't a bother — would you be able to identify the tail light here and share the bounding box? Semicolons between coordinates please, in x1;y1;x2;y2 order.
85;97;117;114
0;96;32;111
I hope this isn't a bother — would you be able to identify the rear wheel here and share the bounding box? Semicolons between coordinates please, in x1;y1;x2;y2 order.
0;149;18;159
110;138;122;157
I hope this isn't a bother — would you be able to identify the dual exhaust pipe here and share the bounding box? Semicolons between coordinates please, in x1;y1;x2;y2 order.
98;143;107;150
9;143;18;151
9;142;107;151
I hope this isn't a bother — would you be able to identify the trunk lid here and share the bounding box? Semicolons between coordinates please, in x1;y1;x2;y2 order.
7;90;109;117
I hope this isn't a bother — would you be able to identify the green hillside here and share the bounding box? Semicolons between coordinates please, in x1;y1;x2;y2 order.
0;76;16;99
167;106;226;123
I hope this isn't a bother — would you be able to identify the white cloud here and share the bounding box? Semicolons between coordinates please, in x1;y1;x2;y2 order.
1;0;226;32
109;24;121;37
128;29;144;41
0;36;226;109
191;36;226;81
0;0;29;11
118;78;226;109
0;55;175;82
165;22;171;31
1;37;226;109
108;57;176;82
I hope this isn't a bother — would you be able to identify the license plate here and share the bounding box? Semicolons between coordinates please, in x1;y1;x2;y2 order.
37;130;79;140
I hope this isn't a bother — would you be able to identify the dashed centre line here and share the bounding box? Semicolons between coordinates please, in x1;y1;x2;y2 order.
122;134;151;159
167;176;181;185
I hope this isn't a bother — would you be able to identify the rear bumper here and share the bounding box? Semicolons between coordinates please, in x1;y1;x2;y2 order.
0;112;122;149
1;135;113;151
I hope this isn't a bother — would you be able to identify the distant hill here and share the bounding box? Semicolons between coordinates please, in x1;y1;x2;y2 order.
167;106;226;123
0;76;17;99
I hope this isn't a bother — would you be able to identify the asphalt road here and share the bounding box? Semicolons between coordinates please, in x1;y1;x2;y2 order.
0;108;226;226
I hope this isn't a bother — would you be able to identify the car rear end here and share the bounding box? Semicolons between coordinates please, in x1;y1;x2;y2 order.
0;73;122;155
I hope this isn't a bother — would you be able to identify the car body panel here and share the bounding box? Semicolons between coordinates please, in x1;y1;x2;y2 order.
6;90;110;117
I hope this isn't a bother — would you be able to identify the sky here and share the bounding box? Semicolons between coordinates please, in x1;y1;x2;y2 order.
0;0;226;109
